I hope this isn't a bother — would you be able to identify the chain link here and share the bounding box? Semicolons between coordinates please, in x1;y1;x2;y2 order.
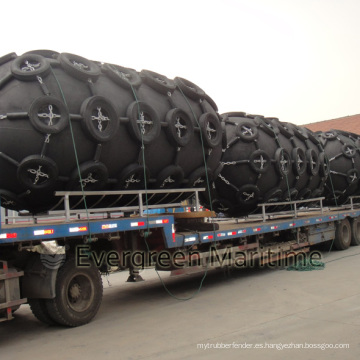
218;173;231;185
221;161;237;166
27;166;49;185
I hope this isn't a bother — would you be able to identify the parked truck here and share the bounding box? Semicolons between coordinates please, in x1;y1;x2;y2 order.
1;188;359;327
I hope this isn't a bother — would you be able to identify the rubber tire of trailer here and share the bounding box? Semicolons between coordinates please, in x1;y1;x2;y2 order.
334;218;351;250
28;298;57;325
350;217;360;246
45;256;103;327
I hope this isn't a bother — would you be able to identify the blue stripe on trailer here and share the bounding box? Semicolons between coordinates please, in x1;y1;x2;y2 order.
0;216;175;244
166;210;360;248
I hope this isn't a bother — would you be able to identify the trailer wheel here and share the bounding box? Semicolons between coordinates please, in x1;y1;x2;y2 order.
45;257;103;327
334;219;351;250
350;217;360;246
28;299;57;325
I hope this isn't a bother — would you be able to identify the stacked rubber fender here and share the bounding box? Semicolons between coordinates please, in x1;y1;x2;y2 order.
211;113;328;216
0;50;222;213
316;129;360;205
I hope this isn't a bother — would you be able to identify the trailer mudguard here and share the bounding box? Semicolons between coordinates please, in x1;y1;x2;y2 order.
21;253;58;299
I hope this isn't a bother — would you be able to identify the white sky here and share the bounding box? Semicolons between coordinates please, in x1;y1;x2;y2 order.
1;0;359;125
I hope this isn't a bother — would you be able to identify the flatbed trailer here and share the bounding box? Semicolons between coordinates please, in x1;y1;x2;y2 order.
1;189;359;326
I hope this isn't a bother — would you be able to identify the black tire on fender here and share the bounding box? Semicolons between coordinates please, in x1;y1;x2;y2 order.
203;93;218;112
306;149;319;176
11;54;51;80
350;217;360;246
140;69;176;95
264;188;282;203
292;147;307;176
282;188;298;202
334;218;351;250
117;164;149;190
249;150;270;174
199;112;222;148
259;118;280;137
223;112;247;118
236;184;260;205
220;122;227;149
28;298;57;325
68;161;108;191
275;148;291;176
298;187;312;200
165;108;194;147
29;96;69;134
156;165;184;189
188;167;213;188
24;50;59;59
322;130;338;140
17;155;59;190
59;53;101;82
0;52;17;66
0;189;25;211
127;101;161;144
174;77;205;100
346;169;359;185
319;153;330;178
45;256;103;327
236;121;259;142
342;144;357;159
102;64;142;88
80;96;119;142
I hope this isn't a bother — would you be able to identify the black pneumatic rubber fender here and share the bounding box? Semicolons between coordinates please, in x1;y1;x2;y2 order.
17;155;59;190
59;52;101;82
165;108;194;147
11;54;51;81
29;96;69;134
45;256;103;327
126;101;161;144
80;96;119;142
199;112;222;148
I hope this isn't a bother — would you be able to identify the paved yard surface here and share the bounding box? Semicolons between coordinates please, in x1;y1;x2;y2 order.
1;245;360;360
